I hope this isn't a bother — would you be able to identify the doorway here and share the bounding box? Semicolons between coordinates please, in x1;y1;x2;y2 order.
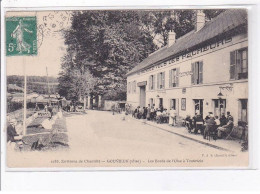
194;99;203;117
239;99;248;123
213;99;226;118
159;98;163;108
139;86;146;107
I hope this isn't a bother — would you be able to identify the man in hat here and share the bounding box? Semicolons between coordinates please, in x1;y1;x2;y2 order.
7;119;20;143
204;113;216;139
226;111;233;122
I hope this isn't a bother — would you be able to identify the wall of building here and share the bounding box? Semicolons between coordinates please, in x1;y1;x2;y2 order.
127;32;248;124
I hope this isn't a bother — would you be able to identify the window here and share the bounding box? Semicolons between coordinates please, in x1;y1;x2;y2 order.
170;99;176;110
230;47;248;80
157;72;165;89
239;99;248;123
132;81;136;93
191;61;203;85
181;98;186;111
128;82;131;93
169;68;179;87
149;75;156;90
213;99;226;118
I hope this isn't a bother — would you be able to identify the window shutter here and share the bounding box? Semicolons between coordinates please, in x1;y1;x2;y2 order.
162;72;165;88
157;73;160;89
169;69;172;88
238;100;242;121
236;50;242;79
199;61;203;84
191;63;195;84
176;68;180;87
149;75;152;90
230;51;236;80
153;74;156;90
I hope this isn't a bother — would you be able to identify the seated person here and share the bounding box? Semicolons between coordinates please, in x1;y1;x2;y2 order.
219;113;227;126
204;114;216;139
194;114;204;134
215;116;220;127
217;117;234;138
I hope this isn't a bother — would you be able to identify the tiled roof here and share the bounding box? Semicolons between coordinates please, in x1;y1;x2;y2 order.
127;9;247;76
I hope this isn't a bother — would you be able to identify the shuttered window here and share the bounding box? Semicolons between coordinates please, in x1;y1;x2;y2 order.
191;61;203;85
169;68;180;87
157;72;165;89
230;47;248;80
133;81;136;93
149;75;156;90
230;51;236;80
128;82;131;93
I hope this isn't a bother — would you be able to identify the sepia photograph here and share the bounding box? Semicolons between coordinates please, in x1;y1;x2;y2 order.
4;8;249;168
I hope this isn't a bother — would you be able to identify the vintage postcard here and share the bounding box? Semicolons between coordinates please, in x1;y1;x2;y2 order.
4;8;249;169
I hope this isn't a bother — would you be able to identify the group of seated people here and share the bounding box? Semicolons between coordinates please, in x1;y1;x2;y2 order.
132;104;171;124
185;111;234;140
132;104;235;140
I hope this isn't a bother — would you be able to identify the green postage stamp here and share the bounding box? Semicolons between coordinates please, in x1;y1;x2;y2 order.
6;16;37;56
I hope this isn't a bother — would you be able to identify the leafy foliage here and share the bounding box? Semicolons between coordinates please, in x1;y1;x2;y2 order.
59;9;225;101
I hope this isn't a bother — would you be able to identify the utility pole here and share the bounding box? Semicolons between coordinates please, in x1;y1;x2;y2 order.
46;67;50;104
23;61;27;135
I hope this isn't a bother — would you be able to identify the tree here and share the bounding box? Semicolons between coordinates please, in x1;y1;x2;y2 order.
59;9;225;101
60;10;157;101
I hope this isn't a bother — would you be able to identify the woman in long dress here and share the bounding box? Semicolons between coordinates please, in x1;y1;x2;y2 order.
169;108;176;126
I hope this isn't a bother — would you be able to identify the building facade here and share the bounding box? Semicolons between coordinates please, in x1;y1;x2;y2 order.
126;9;248;124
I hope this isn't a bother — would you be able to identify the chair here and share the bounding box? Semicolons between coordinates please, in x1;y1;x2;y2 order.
195;121;204;135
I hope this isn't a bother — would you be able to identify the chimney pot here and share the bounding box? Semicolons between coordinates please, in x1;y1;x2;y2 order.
195;10;205;32
168;30;176;47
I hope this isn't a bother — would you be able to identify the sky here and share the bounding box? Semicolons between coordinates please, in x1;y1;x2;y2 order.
6;11;72;77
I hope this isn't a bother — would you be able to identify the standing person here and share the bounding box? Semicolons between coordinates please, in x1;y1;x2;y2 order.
47;105;53;119
7;119;23;151
44;104;48;112
169;108;176;126
7;119;20;143
35;103;39;111
146;104;151;120
156;108;162;124
143;107;147;119
150;105;155;121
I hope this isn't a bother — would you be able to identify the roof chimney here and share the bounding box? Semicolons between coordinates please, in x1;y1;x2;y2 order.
195;10;205;32
168;30;176;47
